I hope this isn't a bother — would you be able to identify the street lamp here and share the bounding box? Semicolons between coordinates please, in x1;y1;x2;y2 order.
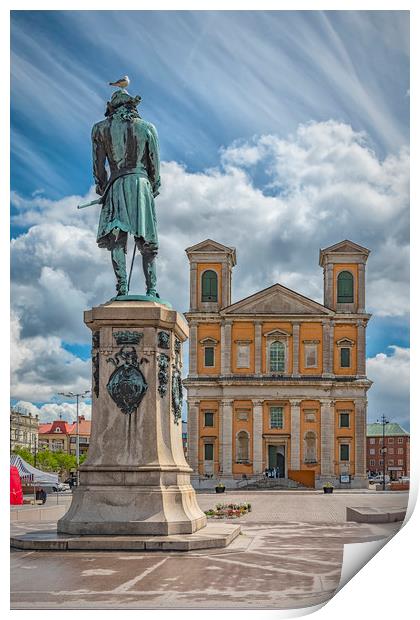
377;415;389;491
58;390;90;485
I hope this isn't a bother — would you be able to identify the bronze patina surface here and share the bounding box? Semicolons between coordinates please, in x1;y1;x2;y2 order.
90;88;161;298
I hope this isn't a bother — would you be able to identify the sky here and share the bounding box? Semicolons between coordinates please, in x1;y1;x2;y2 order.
10;10;410;429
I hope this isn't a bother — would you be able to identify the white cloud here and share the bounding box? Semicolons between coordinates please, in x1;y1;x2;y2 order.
157;122;409;316
10;11;409;199
11;186;98;229
11;120;409;407
11;222;110;341
11;313;91;402
367;346;410;429
14;400;91;424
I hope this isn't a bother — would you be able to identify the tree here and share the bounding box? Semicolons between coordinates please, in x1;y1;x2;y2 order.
36;449;59;472
12;446;35;466
53;452;76;477
33;449;78;477
13;446;88;478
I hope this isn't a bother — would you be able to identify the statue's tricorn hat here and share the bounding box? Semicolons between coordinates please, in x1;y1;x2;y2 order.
105;91;142;117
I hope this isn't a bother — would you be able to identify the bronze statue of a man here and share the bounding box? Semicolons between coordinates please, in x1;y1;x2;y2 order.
91;90;161;297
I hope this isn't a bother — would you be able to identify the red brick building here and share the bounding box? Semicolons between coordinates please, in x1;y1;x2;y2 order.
366;423;410;479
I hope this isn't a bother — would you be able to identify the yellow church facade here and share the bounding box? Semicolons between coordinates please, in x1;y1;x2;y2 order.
184;239;371;489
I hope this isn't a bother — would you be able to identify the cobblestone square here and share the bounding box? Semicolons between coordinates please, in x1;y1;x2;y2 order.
11;491;408;610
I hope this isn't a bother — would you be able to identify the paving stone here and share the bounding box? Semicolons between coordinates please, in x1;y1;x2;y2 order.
10;491;409;610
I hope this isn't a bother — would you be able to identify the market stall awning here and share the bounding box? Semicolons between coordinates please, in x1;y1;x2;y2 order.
10;455;59;485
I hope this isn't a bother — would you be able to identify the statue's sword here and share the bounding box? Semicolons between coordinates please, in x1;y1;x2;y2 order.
77;198;102;209
77;170;139;209
127;244;136;293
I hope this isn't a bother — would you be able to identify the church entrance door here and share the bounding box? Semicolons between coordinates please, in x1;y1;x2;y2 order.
276;451;285;478
268;445;285;478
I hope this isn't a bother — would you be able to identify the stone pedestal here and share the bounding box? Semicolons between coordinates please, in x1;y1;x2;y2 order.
58;300;207;536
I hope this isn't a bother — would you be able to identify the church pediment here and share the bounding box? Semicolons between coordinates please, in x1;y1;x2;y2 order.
222;284;332;316
264;329;291;338
325;240;369;254
199;337;219;345
336;337;355;346
319;240;370;267
185;238;236;258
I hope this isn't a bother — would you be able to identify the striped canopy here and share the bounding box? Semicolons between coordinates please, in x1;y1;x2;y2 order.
10;455;59;485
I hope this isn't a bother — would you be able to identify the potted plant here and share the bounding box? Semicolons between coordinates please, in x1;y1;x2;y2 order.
215;482;226;494
323;482;334;494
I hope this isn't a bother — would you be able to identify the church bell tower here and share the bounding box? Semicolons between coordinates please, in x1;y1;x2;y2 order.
185;239;237;312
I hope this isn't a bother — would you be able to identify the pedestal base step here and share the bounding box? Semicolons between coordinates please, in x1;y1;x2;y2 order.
346;506;406;523
11;523;241;552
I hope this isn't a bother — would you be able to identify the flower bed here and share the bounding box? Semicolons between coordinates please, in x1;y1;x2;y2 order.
204;502;251;519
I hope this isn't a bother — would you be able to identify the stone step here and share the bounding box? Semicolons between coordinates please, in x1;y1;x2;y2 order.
240;477;307;490
10;522;241;552
346;506;406;523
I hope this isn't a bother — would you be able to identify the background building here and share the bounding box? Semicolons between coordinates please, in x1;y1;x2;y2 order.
67;416;91;457
184;239;371;488
38;416;91;455
10;407;39;454
182;420;188;458
38;419;71;452
367;423;410;479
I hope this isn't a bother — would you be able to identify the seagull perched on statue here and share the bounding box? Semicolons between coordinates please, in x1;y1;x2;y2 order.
109;75;130;90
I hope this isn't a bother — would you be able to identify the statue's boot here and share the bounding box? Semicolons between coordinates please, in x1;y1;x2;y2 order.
111;246;128;296
140;242;159;298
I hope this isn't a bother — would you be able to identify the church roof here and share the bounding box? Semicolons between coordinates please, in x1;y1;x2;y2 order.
222;283;333;316
319;239;370;266
185;239;237;265
367;423;409;437
38;418;91;436
38;420;71;435
68;418;91;436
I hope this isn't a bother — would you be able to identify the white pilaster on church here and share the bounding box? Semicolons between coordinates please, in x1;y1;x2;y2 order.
189;263;198;311
221;321;232;374
221;399;233;475
324;263;334;308
356;320;366;376
252;399;264;474
187;400;200;474
357;263;366;312
254;322;262;374
221;263;229;308
290;399;301;470
189;323;198;377
328;323;335;374
354;399;367;477
292;323;300;376
320;399;335;477
322;320;332;376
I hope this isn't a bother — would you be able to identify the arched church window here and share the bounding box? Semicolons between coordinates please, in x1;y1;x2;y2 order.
201;270;218;302
304;431;317;464
337;271;354;303
236;431;249;462
269;341;285;372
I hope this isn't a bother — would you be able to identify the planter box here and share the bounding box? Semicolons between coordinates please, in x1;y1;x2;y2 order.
215;487;225;494
323;487;334;494
390;483;409;491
